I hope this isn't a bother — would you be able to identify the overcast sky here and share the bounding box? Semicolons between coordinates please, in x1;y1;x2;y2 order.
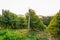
0;0;60;16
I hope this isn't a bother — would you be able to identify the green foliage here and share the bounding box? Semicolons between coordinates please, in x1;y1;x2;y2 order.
0;29;27;40
0;30;6;36
0;9;59;40
17;17;27;29
0;9;27;29
2;10;17;28
26;9;46;31
41;16;53;26
0;9;46;31
0;29;49;40
47;11;60;40
0;15;3;26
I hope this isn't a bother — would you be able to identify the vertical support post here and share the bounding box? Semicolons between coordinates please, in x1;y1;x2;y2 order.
28;14;30;31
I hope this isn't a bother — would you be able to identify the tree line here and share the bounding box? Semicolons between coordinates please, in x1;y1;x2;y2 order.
0;9;48;31
0;9;53;30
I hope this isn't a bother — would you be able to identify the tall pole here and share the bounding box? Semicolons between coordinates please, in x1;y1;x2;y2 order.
28;14;30;31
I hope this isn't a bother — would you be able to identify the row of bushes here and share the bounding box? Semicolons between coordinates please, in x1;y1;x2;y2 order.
0;29;49;40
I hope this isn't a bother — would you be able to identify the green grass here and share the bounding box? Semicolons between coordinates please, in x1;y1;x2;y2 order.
0;29;49;40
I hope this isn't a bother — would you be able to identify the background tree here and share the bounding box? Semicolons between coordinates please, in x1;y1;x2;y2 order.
0;15;3;29
26;9;46;31
16;16;27;29
47;11;60;40
2;9;27;29
2;10;18;29
41;16;53;26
